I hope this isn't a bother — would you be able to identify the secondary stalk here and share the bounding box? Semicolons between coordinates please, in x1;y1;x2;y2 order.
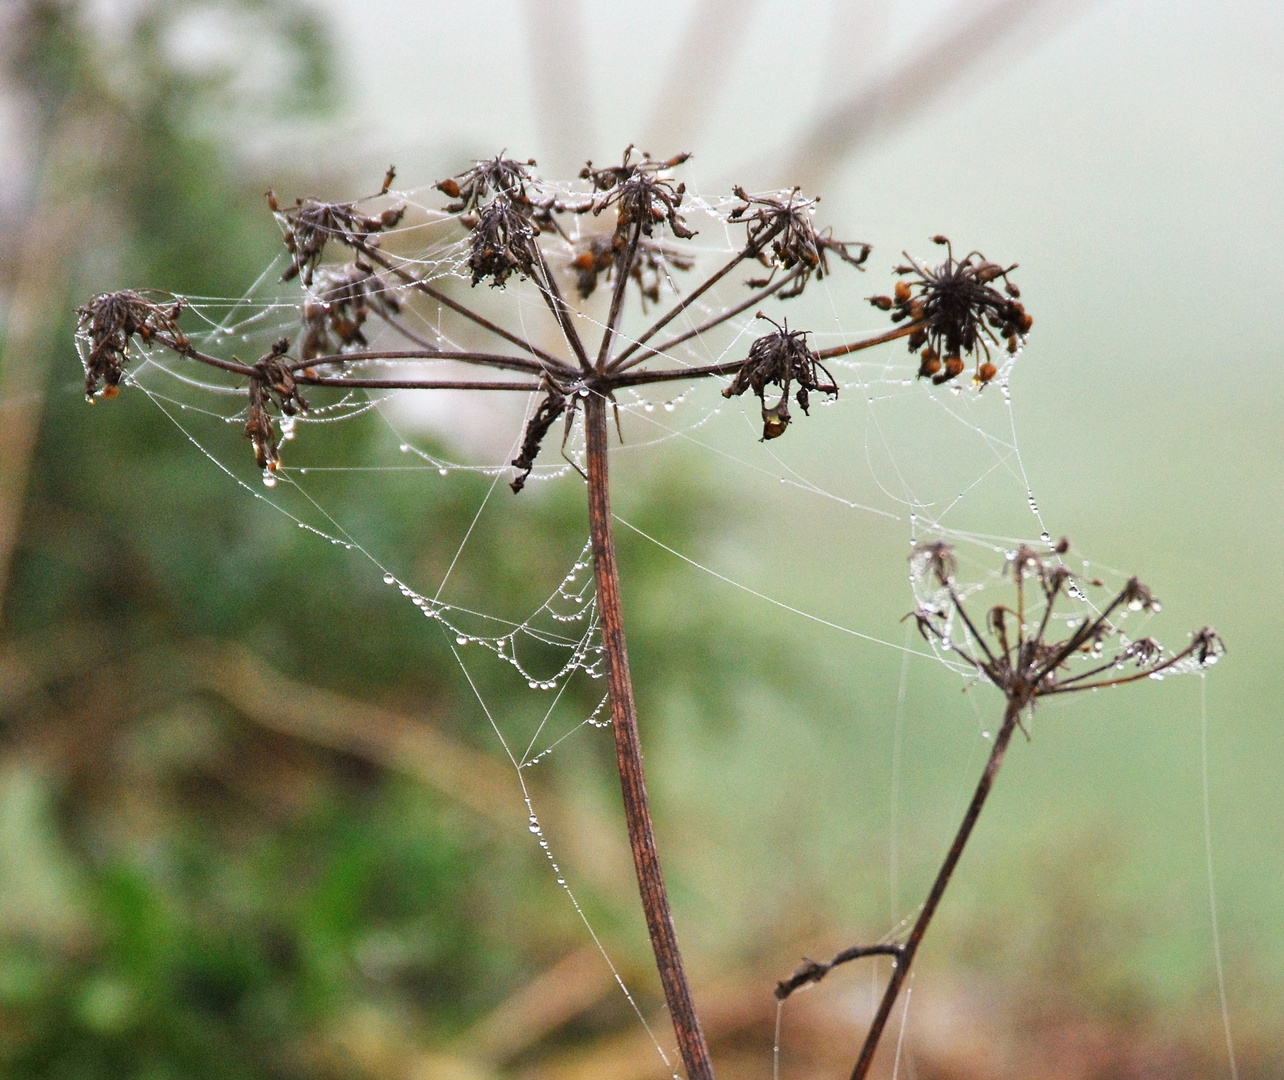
849;696;1025;1080
583;392;715;1080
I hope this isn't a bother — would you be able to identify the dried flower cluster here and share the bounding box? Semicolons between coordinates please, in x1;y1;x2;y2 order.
245;339;308;472
569;233;695;307
869;235;1032;386
510;383;569;494
437;155;537;212
468;196;540;287
269;190;406;285
581;147;695;245
722;318;837;439
300;264;401;360
730;186;870;297
77;290;187;398
908;539;1223;705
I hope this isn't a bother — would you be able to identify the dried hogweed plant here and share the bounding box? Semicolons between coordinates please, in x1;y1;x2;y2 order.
75;148;1219;1080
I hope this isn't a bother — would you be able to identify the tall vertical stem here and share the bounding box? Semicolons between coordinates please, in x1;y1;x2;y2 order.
850;696;1024;1080
583;393;715;1080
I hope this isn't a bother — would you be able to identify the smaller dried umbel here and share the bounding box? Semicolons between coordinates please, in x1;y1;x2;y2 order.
729;187;869;298
722;319;837;440
300;264;401;361
907;539;1223;705
268;191;405;286
244;340;308;472
581;146;695;247
76;291;186;398
869;236;1031;386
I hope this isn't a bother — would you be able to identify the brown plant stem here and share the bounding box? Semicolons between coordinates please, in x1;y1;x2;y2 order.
583;392;715;1080
849;695;1024;1080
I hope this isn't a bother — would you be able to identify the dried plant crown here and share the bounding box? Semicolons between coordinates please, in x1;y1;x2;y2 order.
77;290;187;399
245;338;308;473
436;154;538;213
77;151;1034;484
869;235;1032;386
908;538;1223;705
722;315;837;440
581;146;695;244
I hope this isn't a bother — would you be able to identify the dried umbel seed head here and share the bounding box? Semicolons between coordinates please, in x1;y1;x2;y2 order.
730;187;870;298
244;341;308;472
908;538;1223;703
722;317;837;440
582;146;695;247
869;236;1031;386
77;291;186;398
300;263;401;361
437;155;538;213
468;196;539;287
569;233;695;308
269;189;406;286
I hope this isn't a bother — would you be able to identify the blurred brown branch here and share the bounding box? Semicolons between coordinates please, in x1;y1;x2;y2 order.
189;640;636;902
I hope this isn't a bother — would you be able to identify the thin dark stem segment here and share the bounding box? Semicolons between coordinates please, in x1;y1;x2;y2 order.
349;240;571;374
596;223;643;370
607;222;784;370
583;393;715;1080
849;695;1025;1080
531;243;592;372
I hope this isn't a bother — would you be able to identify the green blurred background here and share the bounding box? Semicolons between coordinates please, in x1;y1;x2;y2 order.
0;1;1280;1077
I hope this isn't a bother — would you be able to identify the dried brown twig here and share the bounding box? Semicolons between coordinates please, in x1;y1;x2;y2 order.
777;538;1222;1080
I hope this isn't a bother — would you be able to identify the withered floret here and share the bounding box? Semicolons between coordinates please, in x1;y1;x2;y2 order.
468;196;539;287
300;264;401;361
569;233;695;308
582;146;695;247
268;188;406;286
437;155;537;213
722;319;836;440
245;340;308;472
76;291;187;398
509;384;568;493
868;236;1031;386
730;187;870;299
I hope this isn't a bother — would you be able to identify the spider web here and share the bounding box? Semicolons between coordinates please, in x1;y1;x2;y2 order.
77;171;1226;1077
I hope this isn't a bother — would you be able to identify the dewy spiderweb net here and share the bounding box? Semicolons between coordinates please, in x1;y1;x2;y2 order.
74;157;1223;1074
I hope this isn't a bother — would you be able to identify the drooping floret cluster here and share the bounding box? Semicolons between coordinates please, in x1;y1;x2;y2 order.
76;290;187;398
722;318;837;440
869;236;1032;386
244;339;308;473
